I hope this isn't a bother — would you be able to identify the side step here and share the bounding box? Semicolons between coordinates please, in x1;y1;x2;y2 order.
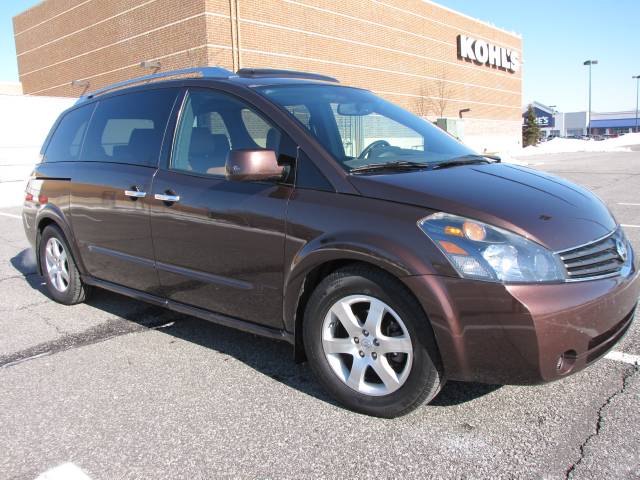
82;276;294;344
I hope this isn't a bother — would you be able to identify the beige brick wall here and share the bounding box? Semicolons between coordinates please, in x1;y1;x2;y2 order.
13;0;522;130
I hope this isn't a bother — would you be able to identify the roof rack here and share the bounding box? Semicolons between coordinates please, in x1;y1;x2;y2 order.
77;66;232;103
236;68;339;83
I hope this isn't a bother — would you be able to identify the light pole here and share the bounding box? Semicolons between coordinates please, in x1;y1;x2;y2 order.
633;75;640;133
583;60;598;136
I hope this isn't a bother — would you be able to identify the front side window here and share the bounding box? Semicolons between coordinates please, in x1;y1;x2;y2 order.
256;85;475;171
81;88;178;166
44;104;95;163
171;89;282;177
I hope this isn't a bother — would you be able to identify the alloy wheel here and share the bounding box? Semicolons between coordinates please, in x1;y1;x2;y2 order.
45;237;70;292
321;295;413;396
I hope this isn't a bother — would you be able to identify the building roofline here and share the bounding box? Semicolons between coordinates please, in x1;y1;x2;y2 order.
421;0;522;39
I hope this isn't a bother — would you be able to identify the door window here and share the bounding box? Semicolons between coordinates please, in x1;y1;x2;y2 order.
171;89;282;177
81;88;178;167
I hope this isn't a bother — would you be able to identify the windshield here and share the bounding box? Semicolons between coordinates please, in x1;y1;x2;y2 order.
256;84;476;172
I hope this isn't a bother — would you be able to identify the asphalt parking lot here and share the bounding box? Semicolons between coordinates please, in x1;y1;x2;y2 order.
1;151;639;480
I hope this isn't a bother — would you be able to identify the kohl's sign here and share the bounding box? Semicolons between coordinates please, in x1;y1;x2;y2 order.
457;35;520;73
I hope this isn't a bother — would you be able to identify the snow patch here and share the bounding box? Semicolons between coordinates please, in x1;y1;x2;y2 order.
497;132;640;163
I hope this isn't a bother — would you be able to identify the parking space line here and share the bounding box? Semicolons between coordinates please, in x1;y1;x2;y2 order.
618;202;640;206
621;224;640;228
0;212;21;219
36;463;93;480
605;351;640;365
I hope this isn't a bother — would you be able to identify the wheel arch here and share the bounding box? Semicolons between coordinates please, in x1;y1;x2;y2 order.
286;252;442;368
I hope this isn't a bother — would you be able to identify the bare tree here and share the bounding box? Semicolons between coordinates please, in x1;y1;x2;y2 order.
414;84;430;119
414;69;452;120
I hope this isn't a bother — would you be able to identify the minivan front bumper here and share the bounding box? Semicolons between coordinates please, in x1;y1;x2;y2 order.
402;267;640;385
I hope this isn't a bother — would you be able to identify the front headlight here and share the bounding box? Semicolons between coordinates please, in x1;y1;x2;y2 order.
418;212;566;283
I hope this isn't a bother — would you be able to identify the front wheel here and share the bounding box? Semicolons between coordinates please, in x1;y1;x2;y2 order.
303;266;443;418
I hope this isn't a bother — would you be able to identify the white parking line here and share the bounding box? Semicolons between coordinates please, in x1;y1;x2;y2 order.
36;463;93;480
618;202;640;206
621;224;640;228
0;212;21;219
605;351;640;365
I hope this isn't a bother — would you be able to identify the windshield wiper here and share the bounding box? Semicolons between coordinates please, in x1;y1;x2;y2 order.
432;154;501;170
350;161;430;174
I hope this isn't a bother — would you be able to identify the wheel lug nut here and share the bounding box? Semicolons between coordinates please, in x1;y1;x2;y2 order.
373;339;380;346
359;350;365;357
354;337;359;343
372;352;378;359
362;330;369;336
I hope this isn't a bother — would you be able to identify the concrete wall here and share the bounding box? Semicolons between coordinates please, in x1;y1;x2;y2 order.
0;94;75;207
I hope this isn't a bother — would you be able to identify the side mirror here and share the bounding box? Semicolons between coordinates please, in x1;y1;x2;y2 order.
225;149;285;182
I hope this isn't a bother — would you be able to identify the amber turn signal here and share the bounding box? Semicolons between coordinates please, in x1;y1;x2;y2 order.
439;240;468;255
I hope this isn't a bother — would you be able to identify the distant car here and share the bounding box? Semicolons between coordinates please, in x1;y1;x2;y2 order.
22;67;639;417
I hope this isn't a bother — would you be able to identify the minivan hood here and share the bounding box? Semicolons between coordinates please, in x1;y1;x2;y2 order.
348;162;616;251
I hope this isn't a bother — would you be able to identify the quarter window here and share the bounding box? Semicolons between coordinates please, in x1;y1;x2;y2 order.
44;104;95;163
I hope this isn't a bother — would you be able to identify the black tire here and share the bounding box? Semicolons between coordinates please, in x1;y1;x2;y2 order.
39;225;89;305
303;265;443;418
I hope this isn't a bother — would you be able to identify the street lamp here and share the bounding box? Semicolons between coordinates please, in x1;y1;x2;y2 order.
583;60;598;136
633;75;640;133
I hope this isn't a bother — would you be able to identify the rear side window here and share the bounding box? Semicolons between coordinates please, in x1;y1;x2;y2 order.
44;104;95;163
81;88;177;167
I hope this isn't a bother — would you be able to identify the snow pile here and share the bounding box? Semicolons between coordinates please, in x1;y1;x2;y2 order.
507;133;640;159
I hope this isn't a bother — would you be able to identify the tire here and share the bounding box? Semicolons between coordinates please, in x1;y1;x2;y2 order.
303;265;443;418
39;224;89;305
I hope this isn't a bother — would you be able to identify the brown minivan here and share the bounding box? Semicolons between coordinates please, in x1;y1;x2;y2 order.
23;67;639;417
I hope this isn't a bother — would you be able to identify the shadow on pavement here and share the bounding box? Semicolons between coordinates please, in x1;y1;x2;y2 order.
11;247;499;410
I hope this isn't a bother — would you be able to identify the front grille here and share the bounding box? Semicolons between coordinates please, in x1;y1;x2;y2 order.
557;230;626;280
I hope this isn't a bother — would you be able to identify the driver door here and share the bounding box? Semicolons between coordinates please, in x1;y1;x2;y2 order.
149;88;295;328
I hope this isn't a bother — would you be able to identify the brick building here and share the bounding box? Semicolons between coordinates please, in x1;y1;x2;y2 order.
12;0;523;151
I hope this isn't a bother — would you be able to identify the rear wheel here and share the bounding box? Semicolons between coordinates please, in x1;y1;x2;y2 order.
39;225;89;305
303;265;443;417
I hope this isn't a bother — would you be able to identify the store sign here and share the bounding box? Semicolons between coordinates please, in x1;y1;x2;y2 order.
457;35;520;73
523;107;555;128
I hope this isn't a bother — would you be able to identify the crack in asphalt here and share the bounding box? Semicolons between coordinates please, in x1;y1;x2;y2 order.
564;365;639;479
0;307;179;369
0;272;39;283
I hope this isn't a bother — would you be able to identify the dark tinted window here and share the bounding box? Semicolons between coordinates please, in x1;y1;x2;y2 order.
82;88;177;166
44;104;95;163
172;89;283;177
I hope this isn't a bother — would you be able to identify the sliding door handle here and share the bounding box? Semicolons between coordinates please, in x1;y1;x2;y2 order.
124;190;146;198
154;193;180;203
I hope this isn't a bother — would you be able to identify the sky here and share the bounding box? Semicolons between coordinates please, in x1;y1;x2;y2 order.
1;0;638;113
437;0;640;112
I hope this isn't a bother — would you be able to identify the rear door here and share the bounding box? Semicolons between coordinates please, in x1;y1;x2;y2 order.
70;88;179;294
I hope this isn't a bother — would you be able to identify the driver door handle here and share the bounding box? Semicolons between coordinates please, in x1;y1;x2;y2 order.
155;193;180;203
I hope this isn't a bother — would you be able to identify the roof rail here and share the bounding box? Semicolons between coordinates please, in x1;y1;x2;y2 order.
77;66;233;103
236;68;339;84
